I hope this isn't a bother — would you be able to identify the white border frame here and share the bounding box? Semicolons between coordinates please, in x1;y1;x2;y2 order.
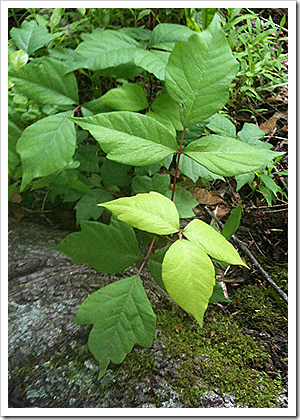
2;1;297;417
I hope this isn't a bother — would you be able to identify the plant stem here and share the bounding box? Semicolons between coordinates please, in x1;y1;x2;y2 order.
137;234;157;277
152;9;158;30
171;113;190;201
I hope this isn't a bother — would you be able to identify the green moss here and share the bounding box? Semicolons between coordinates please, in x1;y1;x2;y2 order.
116;347;156;379
156;304;283;408
231;259;288;334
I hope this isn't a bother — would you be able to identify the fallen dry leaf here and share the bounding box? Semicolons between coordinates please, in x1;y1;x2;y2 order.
259;116;278;135
259;110;288;135
9;193;22;204
213;206;230;219
191;188;225;205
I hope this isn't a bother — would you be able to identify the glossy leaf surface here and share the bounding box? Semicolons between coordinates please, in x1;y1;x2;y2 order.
8;50;28;70
178;154;225;182
66;29;169;80
75;276;156;378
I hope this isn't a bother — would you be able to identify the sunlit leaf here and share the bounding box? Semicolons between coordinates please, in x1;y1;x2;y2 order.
100;192;180;235
183;218;247;267
162;239;215;326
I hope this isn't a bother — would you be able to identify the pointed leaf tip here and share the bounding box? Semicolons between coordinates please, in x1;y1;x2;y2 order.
183;218;247;268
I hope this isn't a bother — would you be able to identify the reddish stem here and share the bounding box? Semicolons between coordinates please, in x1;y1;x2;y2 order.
137;234;157;277
73;104;82;114
152;9;158;30
171;122;188;201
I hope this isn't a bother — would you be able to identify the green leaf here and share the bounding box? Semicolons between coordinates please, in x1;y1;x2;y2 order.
183;218;247;267
8;119;21;174
235;172;255;191
149;23;194;51
222;202;242;240
8;50;28;70
134;49;170;81
148;246;170;291
119;27;152;41
75;189;114;224
75;275;156;379
71;112;178;166
99;83;148;112
165;15;239;127
100;192;180;235
74;145;101;173
258;185;276;206
132;173;170;195
100;160;132;188
65;30;140;74
65;30;169;80
237;123;272;149
209;280;231;303
10;20;54;55
178;154;225;182
165;189;198;218
183;135;284;177
149;93;183;131
202;8;217;29
137;9;152;21
54;216;142;273
9;57;79;108
33;169;93;202
81;99;112;117
50;8;64;32
261;173;280;196
162;239;215;326
206;113;236;138
16;112;76;190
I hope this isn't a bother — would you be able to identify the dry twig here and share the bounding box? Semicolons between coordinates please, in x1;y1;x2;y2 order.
204;206;288;304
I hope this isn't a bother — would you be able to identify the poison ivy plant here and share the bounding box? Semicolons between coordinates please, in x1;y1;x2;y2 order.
9;12;286;379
